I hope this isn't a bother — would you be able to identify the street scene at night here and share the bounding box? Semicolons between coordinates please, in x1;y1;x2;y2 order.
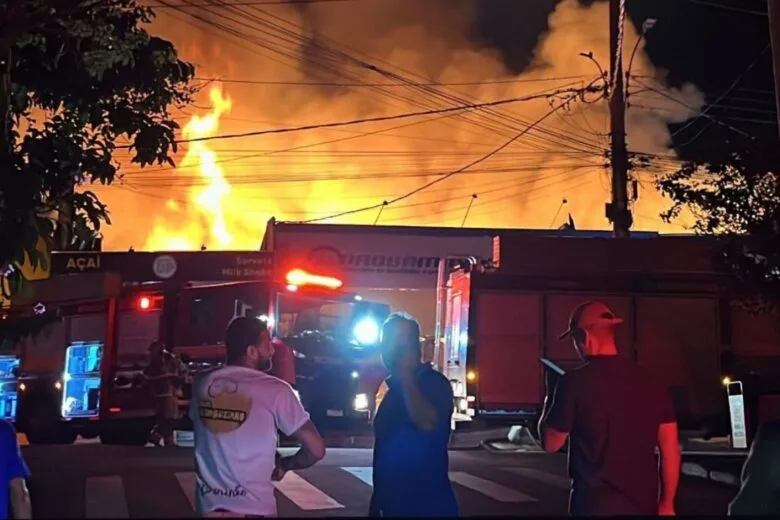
20;441;742;518
1;0;780;518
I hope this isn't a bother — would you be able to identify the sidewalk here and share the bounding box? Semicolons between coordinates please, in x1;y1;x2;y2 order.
680;436;746;487
479;429;748;486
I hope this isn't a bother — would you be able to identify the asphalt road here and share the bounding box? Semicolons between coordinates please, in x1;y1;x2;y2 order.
22;444;738;518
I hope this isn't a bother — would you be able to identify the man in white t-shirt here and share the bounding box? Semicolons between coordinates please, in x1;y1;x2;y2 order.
191;316;326;518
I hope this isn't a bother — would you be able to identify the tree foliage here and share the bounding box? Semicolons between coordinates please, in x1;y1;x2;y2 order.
656;136;780;313
0;0;196;298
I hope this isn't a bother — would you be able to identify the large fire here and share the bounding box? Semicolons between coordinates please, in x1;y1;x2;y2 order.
144;88;236;251
95;0;699;252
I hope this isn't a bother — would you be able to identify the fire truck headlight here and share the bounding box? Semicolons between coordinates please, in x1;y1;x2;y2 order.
353;393;369;411
54;381;62;391
353;318;380;345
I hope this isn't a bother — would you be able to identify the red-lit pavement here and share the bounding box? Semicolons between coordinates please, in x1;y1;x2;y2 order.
22;443;737;518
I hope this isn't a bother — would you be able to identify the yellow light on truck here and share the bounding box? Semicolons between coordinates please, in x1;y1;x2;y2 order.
466;370;476;382
54;381;62;391
19;382;26;392
722;376;731;387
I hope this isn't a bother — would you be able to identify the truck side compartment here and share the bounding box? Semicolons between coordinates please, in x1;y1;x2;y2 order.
443;235;780;435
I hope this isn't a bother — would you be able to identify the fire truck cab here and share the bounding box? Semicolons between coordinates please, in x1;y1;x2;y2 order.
11;251;388;445
235;270;390;430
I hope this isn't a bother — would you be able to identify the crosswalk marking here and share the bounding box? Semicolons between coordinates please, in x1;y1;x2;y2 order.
85;476;130;519
43;464;720;517
449;471;538;503
341;467;374;487
18;432;159;448
274;471;345;511
175;472;197;511
502;466;571;490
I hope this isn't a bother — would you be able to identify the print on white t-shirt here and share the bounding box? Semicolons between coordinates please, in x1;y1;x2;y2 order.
191;366;310;517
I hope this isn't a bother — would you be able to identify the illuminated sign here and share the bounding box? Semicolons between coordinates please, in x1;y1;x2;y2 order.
726;380;748;449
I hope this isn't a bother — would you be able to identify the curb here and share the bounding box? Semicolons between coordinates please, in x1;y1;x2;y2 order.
480;438;545;454
681;462;740;487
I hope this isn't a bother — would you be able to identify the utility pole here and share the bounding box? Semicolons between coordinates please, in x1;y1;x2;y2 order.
768;0;780;135
607;0;632;238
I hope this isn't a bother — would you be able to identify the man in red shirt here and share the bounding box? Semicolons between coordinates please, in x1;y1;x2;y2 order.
538;301;681;516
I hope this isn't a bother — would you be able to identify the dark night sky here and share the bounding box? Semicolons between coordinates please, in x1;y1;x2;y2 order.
470;0;775;158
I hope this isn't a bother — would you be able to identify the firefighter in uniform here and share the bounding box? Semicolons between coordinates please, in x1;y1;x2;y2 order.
143;341;188;447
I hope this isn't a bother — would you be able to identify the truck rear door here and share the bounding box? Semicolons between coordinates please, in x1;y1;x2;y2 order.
634;296;722;426
109;295;163;417
473;291;543;419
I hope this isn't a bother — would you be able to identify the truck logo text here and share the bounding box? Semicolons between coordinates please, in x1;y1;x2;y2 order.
307;246;477;276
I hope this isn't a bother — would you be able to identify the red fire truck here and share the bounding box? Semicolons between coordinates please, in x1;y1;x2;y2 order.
10;251;389;445
438;234;780;436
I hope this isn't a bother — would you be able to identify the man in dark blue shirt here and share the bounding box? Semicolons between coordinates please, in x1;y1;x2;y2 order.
0;421;31;519
369;313;458;517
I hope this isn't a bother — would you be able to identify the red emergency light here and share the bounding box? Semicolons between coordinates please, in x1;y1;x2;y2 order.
285;269;343;290
136;295;162;311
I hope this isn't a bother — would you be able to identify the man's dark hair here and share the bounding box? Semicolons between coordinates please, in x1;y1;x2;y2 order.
382;312;421;352
225;317;268;364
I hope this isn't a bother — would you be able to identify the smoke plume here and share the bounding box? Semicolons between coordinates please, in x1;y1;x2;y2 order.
97;0;704;251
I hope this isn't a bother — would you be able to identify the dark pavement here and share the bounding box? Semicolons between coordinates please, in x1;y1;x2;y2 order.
22;444;739;518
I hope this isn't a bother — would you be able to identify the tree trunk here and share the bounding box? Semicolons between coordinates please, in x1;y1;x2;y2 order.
55;190;74;251
0;43;13;269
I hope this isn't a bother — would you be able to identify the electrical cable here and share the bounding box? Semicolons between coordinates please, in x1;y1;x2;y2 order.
116;84;596;148
681;0;766;17
632;79;755;138
670;43;771;139
299;89;596;224
149;0;365;8
191;76;590;87
160;1;607;154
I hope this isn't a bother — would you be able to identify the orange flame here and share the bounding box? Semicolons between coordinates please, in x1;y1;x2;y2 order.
144;87;234;251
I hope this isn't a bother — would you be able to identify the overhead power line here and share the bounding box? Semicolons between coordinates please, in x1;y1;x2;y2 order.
300;87;596;224
117;83;600;149
192;75;590;87
682;0;766;17
158;0;606;155
632;79;755;139
149;0;362;8
669;43;771;140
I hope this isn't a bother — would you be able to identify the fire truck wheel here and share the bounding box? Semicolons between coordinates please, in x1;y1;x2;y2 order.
99;423;151;446
25;419;76;445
